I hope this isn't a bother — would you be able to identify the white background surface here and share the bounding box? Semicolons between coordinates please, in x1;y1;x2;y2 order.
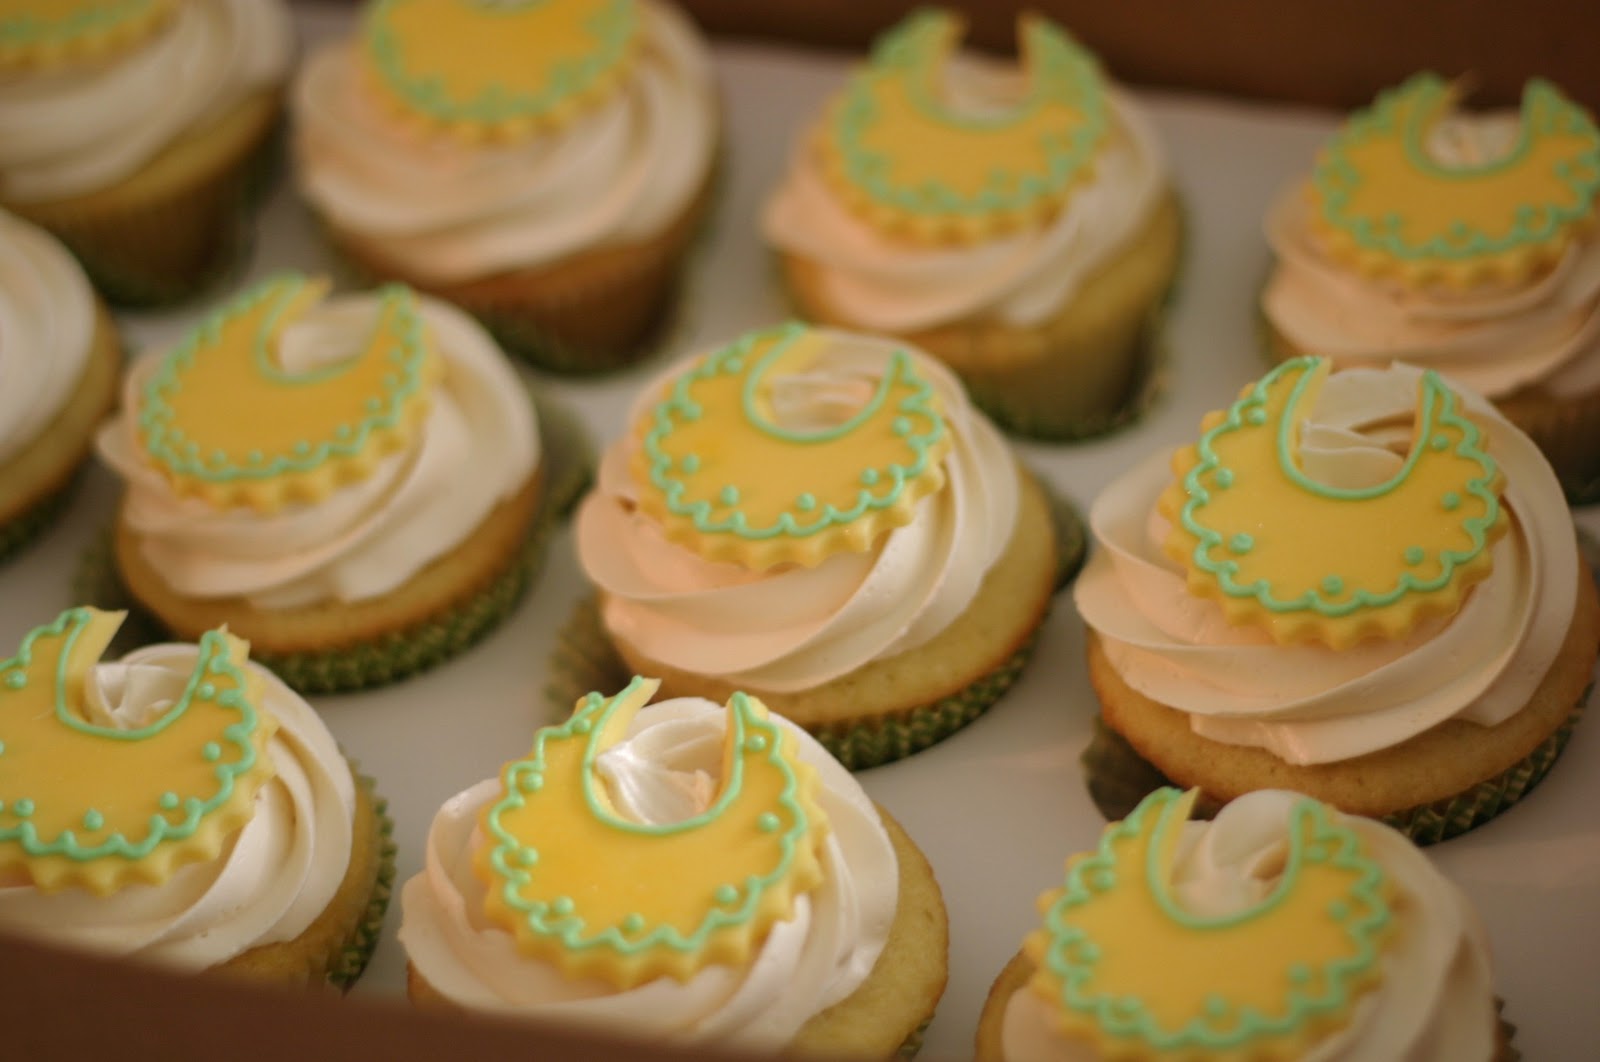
4;6;1598;1058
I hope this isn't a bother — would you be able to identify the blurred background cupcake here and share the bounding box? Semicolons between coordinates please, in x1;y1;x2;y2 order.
0;209;120;563
763;9;1181;440
1262;74;1600;502
94;272;547;692
292;0;720;374
976;787;1515;1061
0;607;393;990
0;0;293;305
1074;358;1598;842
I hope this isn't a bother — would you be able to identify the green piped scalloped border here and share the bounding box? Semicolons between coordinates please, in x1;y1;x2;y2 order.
827;9;1108;218
1179;357;1502;618
0;0;156;47
139;274;431;486
364;0;637;126
1313;74;1600;261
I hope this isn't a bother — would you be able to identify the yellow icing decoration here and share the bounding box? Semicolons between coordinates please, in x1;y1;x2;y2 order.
0;608;276;896
0;0;175;70
635;322;951;571
138;273;443;513
1159;358;1506;648
1309;74;1600;287
815;9;1109;244
1025;789;1394;1060
476;677;829;989
361;0;643;143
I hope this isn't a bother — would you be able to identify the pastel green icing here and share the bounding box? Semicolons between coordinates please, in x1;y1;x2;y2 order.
364;0;637;126
482;676;816;955
0;608;262;864
138;273;431;485
1179;357;1501;618
827;9;1108;217
1039;788;1391;1050
642;322;947;541
1314;74;1600;260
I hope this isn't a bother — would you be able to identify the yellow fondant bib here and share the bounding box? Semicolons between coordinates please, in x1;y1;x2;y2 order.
477;677;829;988
138;273;443;513
1026;789;1394;1061
1159;358;1506;648
0;608;275;896
635;323;951;571
816;10;1109;244
361;0;642;141
1310;75;1600;286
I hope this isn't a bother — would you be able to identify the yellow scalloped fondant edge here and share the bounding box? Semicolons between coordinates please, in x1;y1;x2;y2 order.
0;0;176;71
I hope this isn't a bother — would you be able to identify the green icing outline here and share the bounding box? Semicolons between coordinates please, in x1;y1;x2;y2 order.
0;0;156;47
642;322;947;541
364;0;638;126
483;675;818;957
1040;788;1390;1050
138;272;432;485
1314;73;1600;260
0;608;262;864
826;9;1108;217
1179;357;1502;618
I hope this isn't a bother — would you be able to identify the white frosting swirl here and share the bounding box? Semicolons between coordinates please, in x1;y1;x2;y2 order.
1263;112;1600;400
1074;365;1577;764
575;331;1020;693
0;209;94;465
291;0;717;284
398;695;898;1051
95;290;539;608
762;54;1170;331
0;0;293;202
0;644;356;970
1001;790;1500;1061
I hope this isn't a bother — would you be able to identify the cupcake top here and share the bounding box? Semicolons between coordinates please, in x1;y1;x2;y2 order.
1074;358;1578;764
1001;787;1500;1061
576;322;1022;692
0;0;293;202
95;272;538;607
399;676;898;1050
763;9;1171;332
0;209;97;465
1263;75;1600;400
292;0;717;284
0;607;356;968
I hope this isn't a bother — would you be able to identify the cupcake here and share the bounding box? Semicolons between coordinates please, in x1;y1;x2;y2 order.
292;0;719;374
1262;74;1600;502
0;0;293;305
95;272;546;692
0;607;393;989
763;9;1181;440
574;321;1060;769
975;787;1514;1061
0;210;121;563
400;676;948;1057
1074;357;1598;842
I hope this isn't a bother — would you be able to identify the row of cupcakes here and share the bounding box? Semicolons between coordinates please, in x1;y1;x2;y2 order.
0;610;1521;1060
3;1;1597;498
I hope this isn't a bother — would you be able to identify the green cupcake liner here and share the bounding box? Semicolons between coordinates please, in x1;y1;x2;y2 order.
1036;467;1088;589
897;1018;931;1059
0;471;79;567
327;776;397;992
548;594;1040;771
74;388;594;693
1081;689;1589;846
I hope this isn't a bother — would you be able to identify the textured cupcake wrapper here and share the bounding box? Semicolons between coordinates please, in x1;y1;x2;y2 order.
75;388;594;692
1081;688;1590;845
897;1018;930;1059
546;477;1081;770
0;470;79;567
327;774;398;992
